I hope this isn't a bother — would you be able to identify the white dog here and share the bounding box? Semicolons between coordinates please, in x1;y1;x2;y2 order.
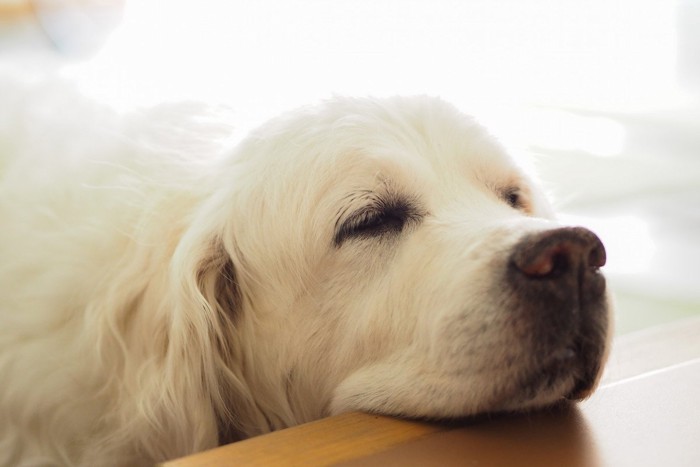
0;77;611;466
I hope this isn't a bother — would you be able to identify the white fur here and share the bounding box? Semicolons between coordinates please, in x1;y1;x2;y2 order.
0;76;608;466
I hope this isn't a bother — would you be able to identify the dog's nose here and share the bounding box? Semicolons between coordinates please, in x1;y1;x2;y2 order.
511;227;606;280
507;227;609;397
507;226;607;329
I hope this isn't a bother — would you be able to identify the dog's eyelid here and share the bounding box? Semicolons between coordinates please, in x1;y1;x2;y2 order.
333;197;422;247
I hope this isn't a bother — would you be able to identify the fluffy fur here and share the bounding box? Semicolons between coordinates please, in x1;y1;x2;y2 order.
0;76;611;466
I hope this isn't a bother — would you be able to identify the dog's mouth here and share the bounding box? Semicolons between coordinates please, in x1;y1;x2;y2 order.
511;348;577;404
511;336;605;410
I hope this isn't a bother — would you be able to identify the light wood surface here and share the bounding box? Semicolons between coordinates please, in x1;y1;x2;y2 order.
163;316;700;467
164;412;445;467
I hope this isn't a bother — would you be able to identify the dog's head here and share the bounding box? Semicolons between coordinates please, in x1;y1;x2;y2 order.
180;96;611;438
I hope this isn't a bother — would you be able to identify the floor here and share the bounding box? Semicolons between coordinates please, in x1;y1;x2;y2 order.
1;0;699;335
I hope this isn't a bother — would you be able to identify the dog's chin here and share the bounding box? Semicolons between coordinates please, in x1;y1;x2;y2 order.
330;355;598;425
499;347;603;413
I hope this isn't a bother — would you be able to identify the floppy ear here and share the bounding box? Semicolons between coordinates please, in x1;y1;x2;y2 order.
187;237;246;443
195;240;239;338
169;210;273;445
86;227;251;461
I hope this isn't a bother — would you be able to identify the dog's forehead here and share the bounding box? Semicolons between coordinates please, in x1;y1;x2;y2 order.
318;99;523;197
238;96;535;219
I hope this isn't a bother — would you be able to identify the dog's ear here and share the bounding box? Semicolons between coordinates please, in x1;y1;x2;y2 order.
93;230;249;458
195;241;240;327
178;233;274;443
187;238;245;429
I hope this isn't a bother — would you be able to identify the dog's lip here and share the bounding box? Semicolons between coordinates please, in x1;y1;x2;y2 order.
542;346;578;380
542;343;578;370
519;345;580;396
551;346;577;362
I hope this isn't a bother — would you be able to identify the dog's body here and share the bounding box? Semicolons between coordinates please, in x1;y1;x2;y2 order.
0;78;611;466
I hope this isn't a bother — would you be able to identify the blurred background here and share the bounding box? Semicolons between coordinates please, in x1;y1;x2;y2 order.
1;0;698;334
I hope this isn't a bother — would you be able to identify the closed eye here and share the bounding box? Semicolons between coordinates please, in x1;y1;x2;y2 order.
334;197;420;247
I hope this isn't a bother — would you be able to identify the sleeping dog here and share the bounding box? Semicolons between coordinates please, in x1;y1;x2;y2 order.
0;80;611;466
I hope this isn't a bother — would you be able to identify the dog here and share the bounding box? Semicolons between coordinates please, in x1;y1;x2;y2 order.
0;78;611;466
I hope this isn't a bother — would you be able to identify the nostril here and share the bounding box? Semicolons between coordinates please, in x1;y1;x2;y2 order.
517;245;570;278
511;227;606;280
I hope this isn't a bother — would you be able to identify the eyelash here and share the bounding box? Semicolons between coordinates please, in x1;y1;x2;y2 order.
334;199;418;247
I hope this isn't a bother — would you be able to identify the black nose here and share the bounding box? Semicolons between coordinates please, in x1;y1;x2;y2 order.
511;227;606;280
507;227;608;337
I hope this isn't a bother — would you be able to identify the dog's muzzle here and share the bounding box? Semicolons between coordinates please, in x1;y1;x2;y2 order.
507;227;610;399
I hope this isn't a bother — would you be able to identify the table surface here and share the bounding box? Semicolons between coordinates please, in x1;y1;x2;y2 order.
163;316;700;467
